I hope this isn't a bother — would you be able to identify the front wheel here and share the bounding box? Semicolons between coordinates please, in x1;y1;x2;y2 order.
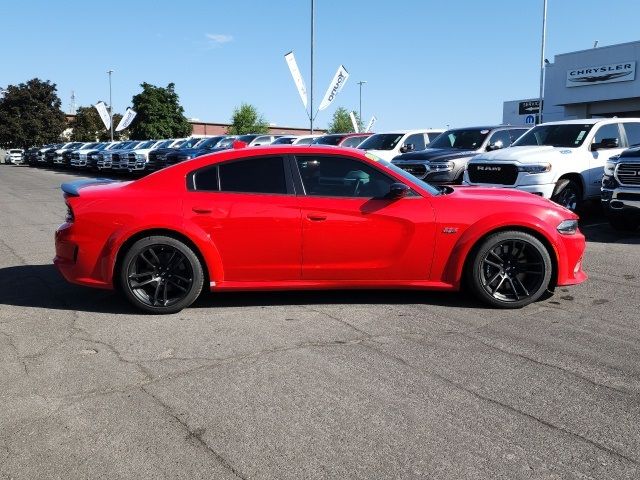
119;235;204;314
467;231;553;308
551;179;582;212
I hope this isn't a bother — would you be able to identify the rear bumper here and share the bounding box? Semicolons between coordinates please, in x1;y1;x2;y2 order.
54;223;113;289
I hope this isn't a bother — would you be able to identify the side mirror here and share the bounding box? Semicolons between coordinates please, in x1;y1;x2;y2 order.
486;140;504;151
400;143;415;153
387;183;410;199
592;138;619;150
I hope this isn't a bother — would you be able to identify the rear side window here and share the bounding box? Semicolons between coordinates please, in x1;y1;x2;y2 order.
426;132;442;142
509;129;528;144
623;122;640;146
191;156;288;194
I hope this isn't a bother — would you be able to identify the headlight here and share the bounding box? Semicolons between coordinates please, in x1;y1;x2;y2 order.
604;155;620;176
557;219;578;235
518;163;551;174
428;161;454;172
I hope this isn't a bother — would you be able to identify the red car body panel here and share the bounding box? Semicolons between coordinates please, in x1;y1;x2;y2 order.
54;145;587;294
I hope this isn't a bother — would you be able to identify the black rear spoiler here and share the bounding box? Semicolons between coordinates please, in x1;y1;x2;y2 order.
61;178;117;197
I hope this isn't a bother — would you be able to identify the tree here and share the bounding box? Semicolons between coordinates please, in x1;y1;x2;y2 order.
327;107;361;134
70;106;124;142
227;103;270;135
0;78;66;148
129;82;191;140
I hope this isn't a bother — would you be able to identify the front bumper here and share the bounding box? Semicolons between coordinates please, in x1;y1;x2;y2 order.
556;229;588;286
601;187;640;217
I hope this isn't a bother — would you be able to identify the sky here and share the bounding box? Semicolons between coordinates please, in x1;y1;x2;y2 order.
3;0;640;132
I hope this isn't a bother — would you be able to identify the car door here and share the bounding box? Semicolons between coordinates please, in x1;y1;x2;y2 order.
589;123;624;196
294;154;436;281
184;155;301;282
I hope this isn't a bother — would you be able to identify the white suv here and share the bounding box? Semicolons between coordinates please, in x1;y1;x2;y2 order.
358;129;445;162
5;149;24;164
464;118;640;210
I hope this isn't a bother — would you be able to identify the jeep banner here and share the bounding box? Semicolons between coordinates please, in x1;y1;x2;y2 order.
94;101;111;130
284;51;308;109
115;108;137;132
318;65;349;111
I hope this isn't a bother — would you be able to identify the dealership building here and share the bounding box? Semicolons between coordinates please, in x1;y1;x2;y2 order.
504;40;640;125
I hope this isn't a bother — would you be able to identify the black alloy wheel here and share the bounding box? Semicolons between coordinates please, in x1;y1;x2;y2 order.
551;179;581;212
468;231;552;308
120;235;204;314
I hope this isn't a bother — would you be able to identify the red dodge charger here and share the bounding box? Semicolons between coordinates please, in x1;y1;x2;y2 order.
54;145;586;314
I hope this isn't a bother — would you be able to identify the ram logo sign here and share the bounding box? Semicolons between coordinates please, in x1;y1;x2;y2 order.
566;61;636;87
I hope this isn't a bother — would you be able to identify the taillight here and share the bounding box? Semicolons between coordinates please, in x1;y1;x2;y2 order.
65;204;74;223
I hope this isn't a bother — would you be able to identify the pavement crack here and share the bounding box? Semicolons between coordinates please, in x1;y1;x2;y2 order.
0;331;28;376
301;305;373;337
140;386;248;480
359;341;640;468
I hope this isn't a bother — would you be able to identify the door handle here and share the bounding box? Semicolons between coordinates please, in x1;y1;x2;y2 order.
192;207;212;214
306;213;327;221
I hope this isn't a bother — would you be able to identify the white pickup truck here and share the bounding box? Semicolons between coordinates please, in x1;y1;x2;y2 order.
464;118;640;211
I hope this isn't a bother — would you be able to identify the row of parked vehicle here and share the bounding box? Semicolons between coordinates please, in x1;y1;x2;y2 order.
7;118;640;231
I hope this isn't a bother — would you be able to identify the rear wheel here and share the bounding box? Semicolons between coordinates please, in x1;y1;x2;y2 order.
551;178;582;212
119;235;203;314
467;231;553;308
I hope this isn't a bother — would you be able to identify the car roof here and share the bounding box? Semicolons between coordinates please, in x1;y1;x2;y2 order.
541;118;640;126
446;125;528;130
370;129;445;135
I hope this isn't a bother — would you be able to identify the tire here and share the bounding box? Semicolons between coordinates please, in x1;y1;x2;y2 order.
119;235;204;314
607;214;640;233
551;178;582;212
466;230;553;309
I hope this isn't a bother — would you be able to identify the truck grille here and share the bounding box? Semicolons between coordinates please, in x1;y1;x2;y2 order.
616;163;640;186
396;163;427;179
467;163;518;185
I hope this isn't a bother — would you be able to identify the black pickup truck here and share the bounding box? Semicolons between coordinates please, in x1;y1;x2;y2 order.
602;146;640;232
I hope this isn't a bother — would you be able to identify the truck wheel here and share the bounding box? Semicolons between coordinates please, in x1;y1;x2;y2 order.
466;230;553;309
551;179;581;212
608;214;640;232
119;235;204;314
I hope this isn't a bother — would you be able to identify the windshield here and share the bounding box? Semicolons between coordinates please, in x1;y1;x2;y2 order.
137;141;155;149
237;135;259;143
312;135;344;146
428;129;490;150
272;137;296;145
155;140;173;148
513;124;594;148
198;136;226;149
217;137;237;148
367;154;441;196
181;138;202;149
358;133;404;151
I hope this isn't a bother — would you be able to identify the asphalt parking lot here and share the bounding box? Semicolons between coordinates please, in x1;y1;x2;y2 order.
1;165;640;479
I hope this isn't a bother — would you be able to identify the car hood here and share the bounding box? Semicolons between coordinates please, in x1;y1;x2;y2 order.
470;145;576;165
393;147;479;163
447;185;576;216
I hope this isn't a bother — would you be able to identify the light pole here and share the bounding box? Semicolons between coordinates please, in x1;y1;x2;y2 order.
107;70;114;141
538;0;548;124
357;81;367;128
310;0;315;134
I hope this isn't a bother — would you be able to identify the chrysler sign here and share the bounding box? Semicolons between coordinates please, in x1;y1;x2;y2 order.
566;61;636;87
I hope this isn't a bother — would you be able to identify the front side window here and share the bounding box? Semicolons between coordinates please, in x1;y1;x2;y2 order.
487;130;512;149
404;133;426;151
191;156;287;194
513;124;594;148
428;129;489;150
509;129;528;143
623;122;640;146
358;133;404;151
593;124;621;148
296;156;395;198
